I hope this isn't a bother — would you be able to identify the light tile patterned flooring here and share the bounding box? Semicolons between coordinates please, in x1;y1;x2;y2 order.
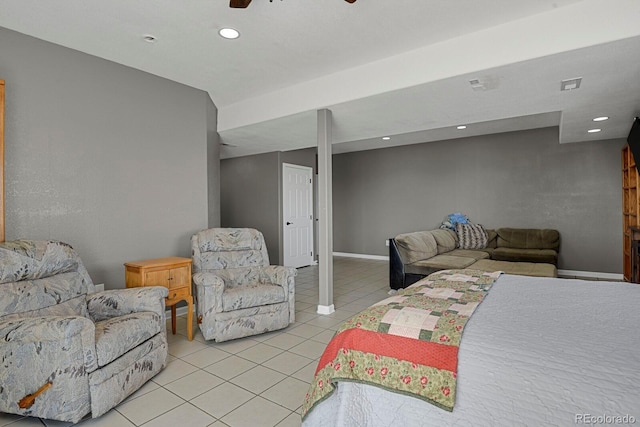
0;257;390;427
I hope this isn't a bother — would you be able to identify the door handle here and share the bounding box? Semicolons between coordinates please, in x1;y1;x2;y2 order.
286;222;292;225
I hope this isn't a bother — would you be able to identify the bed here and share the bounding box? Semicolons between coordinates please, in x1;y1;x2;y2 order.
302;271;640;426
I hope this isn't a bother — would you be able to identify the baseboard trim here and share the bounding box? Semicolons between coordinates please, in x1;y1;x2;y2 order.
557;269;624;281
332;252;624;281
333;252;389;261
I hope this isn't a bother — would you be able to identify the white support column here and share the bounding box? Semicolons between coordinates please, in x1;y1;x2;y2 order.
317;109;334;315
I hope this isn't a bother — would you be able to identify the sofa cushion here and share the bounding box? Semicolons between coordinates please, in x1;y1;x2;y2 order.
456;223;488;249
486;229;498;249
0;240;84;284
492;247;558;265
198;251;268;271
94;311;163;367
0;272;87;319
193;228;271;271
211;302;290;343
448;249;491;261
496;228;560;250
409;254;477;271
197;228;264;252
403;254;478;280
431;228;457;254
470;259;557;277
0;295;88;324
395;231;438;264
222;282;286;312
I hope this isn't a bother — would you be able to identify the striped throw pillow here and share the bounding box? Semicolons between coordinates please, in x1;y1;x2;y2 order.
456;223;488;249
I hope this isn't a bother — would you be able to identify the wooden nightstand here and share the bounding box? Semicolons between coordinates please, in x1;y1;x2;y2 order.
124;257;194;341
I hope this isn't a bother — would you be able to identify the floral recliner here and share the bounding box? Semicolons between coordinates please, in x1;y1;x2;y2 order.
0;240;168;423
191;228;296;342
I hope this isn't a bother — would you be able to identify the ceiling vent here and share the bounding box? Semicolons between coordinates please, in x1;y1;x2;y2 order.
469;78;486;91
561;77;582;91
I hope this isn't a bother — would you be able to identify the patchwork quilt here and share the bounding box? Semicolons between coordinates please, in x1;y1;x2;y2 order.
301;269;502;418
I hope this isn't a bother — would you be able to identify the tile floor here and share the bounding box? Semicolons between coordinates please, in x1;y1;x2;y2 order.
0;256;391;427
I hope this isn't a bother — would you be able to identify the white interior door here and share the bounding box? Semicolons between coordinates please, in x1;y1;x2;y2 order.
283;163;314;268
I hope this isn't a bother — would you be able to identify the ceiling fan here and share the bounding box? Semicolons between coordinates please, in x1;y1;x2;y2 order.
230;0;355;8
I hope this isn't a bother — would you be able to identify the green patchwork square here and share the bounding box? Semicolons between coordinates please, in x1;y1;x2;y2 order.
419;329;433;341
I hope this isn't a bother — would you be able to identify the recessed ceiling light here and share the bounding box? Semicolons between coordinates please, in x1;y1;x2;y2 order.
142;35;157;43
588;128;602;133
219;28;240;39
593;116;609;122
457;125;467;130
382;137;391;140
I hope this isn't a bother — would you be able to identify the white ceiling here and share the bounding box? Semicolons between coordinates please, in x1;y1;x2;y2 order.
1;0;639;158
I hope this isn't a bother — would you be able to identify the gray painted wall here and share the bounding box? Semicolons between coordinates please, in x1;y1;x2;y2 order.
333;127;625;274
221;127;625;274
220;152;280;263
0;27;216;288
220;148;318;265
280;148;317;173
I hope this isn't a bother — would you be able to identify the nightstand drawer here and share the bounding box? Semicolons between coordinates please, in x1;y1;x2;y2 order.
166;286;190;302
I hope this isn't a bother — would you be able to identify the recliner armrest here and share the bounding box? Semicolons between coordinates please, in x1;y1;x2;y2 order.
0;315;98;373
192;271;225;314
86;287;168;322
259;265;297;288
260;266;296;323
0;315;100;419
192;271;225;288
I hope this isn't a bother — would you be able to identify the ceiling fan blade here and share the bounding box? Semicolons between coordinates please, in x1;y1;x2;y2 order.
230;0;252;8
344;0;357;3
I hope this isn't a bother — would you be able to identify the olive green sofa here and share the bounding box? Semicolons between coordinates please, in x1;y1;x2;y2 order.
389;227;559;289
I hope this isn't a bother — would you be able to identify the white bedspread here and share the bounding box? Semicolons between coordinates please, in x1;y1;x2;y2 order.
303;274;640;427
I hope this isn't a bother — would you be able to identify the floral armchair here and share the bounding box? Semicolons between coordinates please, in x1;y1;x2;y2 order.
191;228;296;342
0;240;168;423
